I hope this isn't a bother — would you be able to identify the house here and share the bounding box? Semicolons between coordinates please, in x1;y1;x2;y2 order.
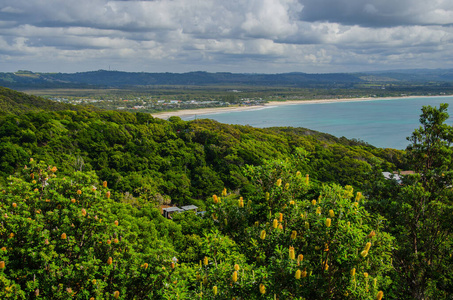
181;205;198;213
162;205;199;219
162;207;184;219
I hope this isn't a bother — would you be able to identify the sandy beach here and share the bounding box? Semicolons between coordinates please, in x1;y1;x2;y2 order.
151;95;451;119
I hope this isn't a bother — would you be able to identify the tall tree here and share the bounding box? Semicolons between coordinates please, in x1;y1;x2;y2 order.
369;104;453;300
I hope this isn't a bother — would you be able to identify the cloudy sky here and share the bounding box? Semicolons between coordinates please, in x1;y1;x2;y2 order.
1;0;453;73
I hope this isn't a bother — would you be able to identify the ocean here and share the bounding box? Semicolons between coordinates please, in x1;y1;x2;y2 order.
181;96;453;149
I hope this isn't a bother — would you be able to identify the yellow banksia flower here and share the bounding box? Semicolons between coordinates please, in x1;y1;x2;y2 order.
239;197;244;208
222;188;227;197
289;200;295;205
0;261;5;269
51;166;57;172
77;190;82;195
114;291;120;299
107;239;111;245
234;264;240;271
311;199;316;206
203;256;208;266
361;250;369;257
278;224;283;230
295;269;301;279
285;183;290;190
12;203;16;208
260;230;266;240
296;171;301;177
232;271;238;282
114;220;119;226
326;218;331;227
114;238;119;243
363;272;369;278
289;246;296;260
365;242;372;252
351;268;356;277
356;192;362;202
142;263;149;269
81;208;87;216
279;212;283;222
276;178;282;187
368;230;376;238
297;254;304;265
376;291;384;300
32;180;37;184
273;219;278;229
213;194;218;203
103;181;108;188
329;209;335;218
301;269;307;278
324;263;329;271
1;247;6;251
291;230;297;240
374;278;377;289
213;286;218;295
259;283;266;294
265;192;270;201
305;174;309;185
106;191;111;199
71;198;76;203
61;233;66;240
316;207;321;215
107;257;113;265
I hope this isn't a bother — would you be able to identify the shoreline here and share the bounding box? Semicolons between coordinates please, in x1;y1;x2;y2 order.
151;95;452;119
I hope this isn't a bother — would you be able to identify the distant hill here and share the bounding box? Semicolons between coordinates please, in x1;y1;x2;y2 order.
0;70;363;89
0;87;81;114
1;69;452;90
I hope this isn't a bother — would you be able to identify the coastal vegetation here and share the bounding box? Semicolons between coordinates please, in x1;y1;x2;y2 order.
0;87;451;299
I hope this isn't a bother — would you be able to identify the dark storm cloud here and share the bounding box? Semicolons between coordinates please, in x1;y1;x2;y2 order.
299;0;453;27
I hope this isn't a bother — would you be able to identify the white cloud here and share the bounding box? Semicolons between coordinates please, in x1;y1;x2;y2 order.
0;0;452;73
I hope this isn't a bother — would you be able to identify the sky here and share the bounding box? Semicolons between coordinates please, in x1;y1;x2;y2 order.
1;0;453;74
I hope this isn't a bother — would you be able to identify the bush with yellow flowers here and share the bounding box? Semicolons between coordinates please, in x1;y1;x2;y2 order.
205;159;394;299
0;160;184;299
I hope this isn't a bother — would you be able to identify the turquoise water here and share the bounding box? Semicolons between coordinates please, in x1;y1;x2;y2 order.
182;96;453;149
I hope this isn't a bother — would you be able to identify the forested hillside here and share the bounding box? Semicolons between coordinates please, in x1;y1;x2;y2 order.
0;88;451;299
0;87;83;115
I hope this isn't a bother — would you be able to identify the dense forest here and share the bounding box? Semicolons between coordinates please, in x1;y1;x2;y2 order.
0;88;451;299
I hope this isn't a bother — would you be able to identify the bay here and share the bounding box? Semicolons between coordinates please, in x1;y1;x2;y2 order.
181;96;453;149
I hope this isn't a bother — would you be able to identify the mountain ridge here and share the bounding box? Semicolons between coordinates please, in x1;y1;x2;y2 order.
2;68;453;89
